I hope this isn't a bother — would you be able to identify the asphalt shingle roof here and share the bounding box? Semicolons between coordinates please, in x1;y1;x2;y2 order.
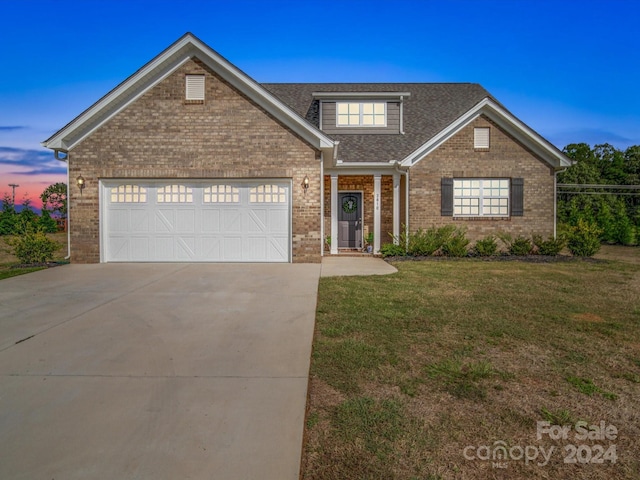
262;83;492;163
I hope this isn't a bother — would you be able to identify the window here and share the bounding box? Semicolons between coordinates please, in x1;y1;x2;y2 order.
249;184;287;203
337;102;386;127
185;75;205;101
474;127;490;149
110;185;147;203
453;179;509;217
203;185;240;203
157;185;193;203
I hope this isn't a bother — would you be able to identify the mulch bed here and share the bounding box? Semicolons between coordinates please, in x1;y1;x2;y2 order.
384;254;604;263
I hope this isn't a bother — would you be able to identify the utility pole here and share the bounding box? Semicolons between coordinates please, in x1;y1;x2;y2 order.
8;184;19;204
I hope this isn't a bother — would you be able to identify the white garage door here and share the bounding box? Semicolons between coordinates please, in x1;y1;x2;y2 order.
101;180;291;262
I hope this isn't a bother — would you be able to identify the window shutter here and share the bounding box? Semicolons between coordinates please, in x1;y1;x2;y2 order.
185;75;205;100
441;178;453;216
511;178;524;216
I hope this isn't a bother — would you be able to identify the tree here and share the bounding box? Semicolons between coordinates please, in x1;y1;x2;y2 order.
0;193;17;235
38;208;58;233
40;182;67;219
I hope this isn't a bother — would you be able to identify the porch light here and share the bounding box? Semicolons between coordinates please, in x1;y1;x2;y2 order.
302;175;309;194
76;175;86;195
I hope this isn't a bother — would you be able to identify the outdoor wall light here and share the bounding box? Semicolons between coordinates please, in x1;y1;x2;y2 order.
76;175;86;195
302;175;310;194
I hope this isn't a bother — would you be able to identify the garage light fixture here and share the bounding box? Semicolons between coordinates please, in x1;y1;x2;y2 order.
76;175;86;195
302;175;309;195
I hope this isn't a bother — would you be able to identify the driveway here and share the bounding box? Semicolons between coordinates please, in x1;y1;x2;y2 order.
0;263;320;480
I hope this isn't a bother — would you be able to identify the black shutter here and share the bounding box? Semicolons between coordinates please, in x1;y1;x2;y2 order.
511;178;524;216
441;178;453;216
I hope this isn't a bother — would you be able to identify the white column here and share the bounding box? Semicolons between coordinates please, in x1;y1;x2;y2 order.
393;173;400;244
373;174;381;253
330;174;338;254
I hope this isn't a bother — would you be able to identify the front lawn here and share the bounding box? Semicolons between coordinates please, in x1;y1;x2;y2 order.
303;249;640;479
0;232;68;280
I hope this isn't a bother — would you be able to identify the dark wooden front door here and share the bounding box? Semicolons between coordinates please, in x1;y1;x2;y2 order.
338;192;362;249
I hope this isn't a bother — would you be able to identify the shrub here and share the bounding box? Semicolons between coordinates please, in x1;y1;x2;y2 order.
380;242;406;257
441;228;469;257
473;236;498;256
7;224;60;264
407;225;454;256
567;219;602;257
38;209;58;234
498;233;533;255
533;235;566;256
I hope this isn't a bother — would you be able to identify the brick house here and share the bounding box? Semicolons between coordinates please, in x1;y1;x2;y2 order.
42;33;571;263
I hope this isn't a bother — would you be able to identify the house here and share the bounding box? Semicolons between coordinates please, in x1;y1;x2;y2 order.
42;33;571;263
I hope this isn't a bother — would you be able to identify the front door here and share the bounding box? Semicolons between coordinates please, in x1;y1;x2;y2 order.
338;192;362;249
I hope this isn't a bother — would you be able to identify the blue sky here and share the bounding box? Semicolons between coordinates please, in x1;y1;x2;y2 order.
1;0;639;206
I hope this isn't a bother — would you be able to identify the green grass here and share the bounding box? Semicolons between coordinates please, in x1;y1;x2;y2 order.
0;265;47;280
303;254;640;479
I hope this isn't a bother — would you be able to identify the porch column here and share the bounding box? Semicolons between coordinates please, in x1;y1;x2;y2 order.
374;174;381;253
393;173;400;244
330;174;338;254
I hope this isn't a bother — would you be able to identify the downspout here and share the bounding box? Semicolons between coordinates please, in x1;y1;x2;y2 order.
399;96;405;135
320;152;324;257
55;149;71;260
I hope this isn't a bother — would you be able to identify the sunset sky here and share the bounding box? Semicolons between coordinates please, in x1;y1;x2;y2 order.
1;0;639;210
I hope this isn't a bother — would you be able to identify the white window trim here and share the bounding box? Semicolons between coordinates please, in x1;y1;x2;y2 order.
474;127;490;149
453;178;509;217
336;102;387;127
185;74;205;101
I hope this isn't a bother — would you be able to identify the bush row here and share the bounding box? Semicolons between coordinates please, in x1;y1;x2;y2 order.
380;222;603;258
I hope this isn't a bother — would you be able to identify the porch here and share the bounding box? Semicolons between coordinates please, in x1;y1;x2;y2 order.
322;172;406;255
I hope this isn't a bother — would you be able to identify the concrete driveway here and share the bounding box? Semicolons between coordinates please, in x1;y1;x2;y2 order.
0;263;320;480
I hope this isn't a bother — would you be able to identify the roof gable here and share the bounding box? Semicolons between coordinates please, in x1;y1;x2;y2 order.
400;97;572;169
42;33;334;154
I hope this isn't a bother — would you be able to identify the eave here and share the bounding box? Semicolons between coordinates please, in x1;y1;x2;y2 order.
42;33;335;155
400;97;572;170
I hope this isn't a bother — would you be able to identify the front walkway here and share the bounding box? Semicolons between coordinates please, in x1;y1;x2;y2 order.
320;255;398;277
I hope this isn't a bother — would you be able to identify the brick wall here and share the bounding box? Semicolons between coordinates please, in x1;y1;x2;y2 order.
68;58;321;263
409;116;556;242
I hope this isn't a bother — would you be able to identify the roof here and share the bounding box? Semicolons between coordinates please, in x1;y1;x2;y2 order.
42;33;335;155
263;83;571;169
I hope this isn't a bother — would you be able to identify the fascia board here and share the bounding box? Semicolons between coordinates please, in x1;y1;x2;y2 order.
43;34;334;152
401;98;571;169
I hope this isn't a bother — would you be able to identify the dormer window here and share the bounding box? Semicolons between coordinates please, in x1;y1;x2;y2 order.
337;102;386;127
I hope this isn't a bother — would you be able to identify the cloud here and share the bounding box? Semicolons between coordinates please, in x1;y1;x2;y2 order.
544;128;637;150
0;146;67;175
0;126;26;131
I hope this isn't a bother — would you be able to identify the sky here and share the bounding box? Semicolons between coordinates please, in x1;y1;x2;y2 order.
1;0;639;210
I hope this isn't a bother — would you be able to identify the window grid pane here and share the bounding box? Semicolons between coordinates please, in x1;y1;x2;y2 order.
110;185;147;203
203;185;240;203
157;185;193;203
337;102;386;127
453;179;509;217
249;185;287;203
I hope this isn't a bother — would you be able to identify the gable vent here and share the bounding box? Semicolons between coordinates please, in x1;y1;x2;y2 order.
185;75;205;101
474;127;490;149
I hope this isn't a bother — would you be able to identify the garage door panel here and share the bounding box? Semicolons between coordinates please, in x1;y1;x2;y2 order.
155;210;175;233
201;210;221;233
130;210;150;233
223;210;242;232
103;181;290;262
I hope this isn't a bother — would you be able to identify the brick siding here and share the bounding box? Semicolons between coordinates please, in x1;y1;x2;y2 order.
68;58;321;263
408;116;556;242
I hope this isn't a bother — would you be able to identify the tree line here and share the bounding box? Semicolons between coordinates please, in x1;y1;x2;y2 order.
558;143;640;245
0;182;67;235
